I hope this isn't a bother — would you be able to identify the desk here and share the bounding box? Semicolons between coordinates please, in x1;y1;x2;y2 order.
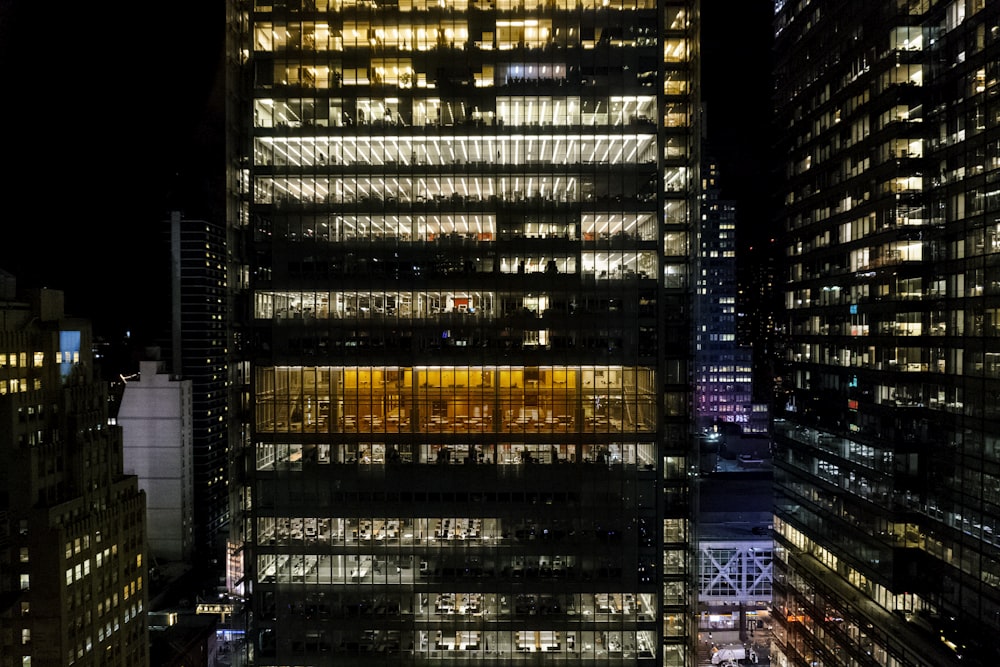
516;631;559;652
512;417;533;430
587;417;610;430
595;593;622;613
435;593;481;615
436;593;455;614
436;630;480;651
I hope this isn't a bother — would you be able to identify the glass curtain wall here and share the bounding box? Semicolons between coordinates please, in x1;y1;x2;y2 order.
772;1;1000;665
227;0;698;663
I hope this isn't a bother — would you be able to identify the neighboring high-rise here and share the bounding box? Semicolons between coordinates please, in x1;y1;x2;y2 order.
167;211;230;559
0;280;149;667
226;0;700;663
695;155;769;435
773;1;1000;665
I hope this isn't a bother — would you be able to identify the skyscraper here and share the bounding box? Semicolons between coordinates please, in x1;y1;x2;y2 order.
772;1;1000;665
0;281;149;667
226;0;699;662
167;212;231;559
695;155;769;435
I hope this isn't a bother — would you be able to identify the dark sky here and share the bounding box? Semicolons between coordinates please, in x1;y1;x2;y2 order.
700;0;777;250
0;1;224;340
0;1;773;339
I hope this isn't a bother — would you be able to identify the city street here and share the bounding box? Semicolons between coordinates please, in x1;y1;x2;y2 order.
697;621;774;665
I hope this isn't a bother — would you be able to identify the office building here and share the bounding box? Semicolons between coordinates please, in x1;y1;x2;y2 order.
696;156;769;435
166;212;230;559
226;0;700;663
772;1;1000;665
119;359;196;563
0;282;149;667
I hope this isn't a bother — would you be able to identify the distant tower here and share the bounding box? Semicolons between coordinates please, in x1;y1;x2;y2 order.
167;211;229;560
696;155;769;434
0;282;149;667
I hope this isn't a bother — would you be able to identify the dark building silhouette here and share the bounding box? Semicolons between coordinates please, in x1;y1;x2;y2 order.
772;1;1000;665
736;238;781;408
166;211;231;561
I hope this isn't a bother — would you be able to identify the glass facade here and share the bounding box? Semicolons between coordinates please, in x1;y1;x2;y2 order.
227;0;699;662
772;1;1000;665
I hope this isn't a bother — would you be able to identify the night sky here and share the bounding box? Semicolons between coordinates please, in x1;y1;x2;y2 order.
0;1;224;340
700;1;777;250
0;1;774;340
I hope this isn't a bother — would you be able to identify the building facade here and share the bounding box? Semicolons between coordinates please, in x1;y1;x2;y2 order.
226;0;701;664
167;211;231;559
695;156;769;435
119;359;195;563
772;0;1000;665
0;284;149;667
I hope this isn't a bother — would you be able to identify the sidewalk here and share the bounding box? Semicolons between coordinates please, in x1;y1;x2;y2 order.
698;626;774;665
